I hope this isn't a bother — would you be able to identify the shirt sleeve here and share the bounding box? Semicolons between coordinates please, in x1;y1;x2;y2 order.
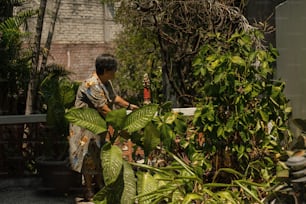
75;77;117;110
75;80;107;109
87;83;108;109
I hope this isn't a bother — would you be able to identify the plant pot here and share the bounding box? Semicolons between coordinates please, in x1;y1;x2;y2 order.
36;158;82;193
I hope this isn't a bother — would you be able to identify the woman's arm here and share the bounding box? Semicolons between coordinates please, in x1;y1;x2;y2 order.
114;96;139;110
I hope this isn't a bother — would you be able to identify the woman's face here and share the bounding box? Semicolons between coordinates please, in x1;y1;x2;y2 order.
103;70;116;80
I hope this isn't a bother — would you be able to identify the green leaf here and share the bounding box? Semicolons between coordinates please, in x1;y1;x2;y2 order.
58;78;77;107
93;186;109;203
217;126;224;137
259;110;269;122
168;152;195;177
202;183;233;188
106;108;127;130
213;168;244;181
182;193;203;204
121;161;136;204
93;199;107;204
174;116;187;133
244;84;252;94
231;56;246;66
153;172;170;187
107;169;124;204
210;59;221;69
214;191;236;203
227;31;241;42
65;107;107;134
143;123;161;156
137;172;158;204
124;104;158;133
234;180;262;203
192;107;203;124
101;143;123;186
214;72;226;83
160;124;175;148
200;67;206;76
285;106;292;113
165;112;177;124
192;57;202;67
271;85;281;98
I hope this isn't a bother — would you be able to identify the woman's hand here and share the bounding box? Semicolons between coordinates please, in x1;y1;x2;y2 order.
128;103;139;110
129;104;139;110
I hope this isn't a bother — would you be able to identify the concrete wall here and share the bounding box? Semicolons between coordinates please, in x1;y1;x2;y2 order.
245;0;286;47
276;0;306;121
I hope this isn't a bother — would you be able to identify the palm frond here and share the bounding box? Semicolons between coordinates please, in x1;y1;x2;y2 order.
0;9;37;31
1;0;26;6
43;63;73;77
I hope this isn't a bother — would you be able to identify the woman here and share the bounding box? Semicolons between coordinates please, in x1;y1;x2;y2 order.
69;53;138;200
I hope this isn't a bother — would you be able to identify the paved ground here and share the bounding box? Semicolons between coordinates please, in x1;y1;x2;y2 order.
0;176;87;204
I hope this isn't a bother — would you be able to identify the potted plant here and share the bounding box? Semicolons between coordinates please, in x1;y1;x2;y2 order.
36;64;81;193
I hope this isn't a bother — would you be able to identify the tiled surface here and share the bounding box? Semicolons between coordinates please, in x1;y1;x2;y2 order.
0;177;83;204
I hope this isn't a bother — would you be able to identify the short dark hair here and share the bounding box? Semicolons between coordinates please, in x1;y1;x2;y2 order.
95;53;118;75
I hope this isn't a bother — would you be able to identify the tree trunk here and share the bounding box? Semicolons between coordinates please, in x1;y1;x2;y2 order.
25;0;47;115
41;0;61;71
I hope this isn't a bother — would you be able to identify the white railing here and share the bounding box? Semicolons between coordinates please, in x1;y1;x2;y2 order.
0;108;196;125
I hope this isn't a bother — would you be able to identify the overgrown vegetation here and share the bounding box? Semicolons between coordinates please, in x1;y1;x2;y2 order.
1;0;293;202
192;30;292;183
39;64;79;160
65;30;292;203
0;1;35;114
110;0;253;106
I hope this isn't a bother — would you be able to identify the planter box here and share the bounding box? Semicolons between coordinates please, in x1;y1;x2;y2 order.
36;159;82;193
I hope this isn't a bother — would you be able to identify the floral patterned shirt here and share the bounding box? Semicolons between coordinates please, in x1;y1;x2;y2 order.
68;72;117;172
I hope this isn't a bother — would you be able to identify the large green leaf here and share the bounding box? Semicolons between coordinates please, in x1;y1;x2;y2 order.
124;104;158;133
106;108;127;130
58;78;78;107
121;161;136;204
93;199;107;204
107;169;124;204
101;142;123;186
93;186;109;203
94;167;127;204
65;107;107;134
143;122;160;156
136;172;158;204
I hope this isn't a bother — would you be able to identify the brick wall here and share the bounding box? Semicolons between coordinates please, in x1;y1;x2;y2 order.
20;0;121;81
54;0;105;43
48;43;115;81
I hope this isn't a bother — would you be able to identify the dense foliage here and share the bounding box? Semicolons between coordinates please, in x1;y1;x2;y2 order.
192;30;292;184
0;4;34;114
66;30;292;200
39;64;79;160
107;0;253;106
